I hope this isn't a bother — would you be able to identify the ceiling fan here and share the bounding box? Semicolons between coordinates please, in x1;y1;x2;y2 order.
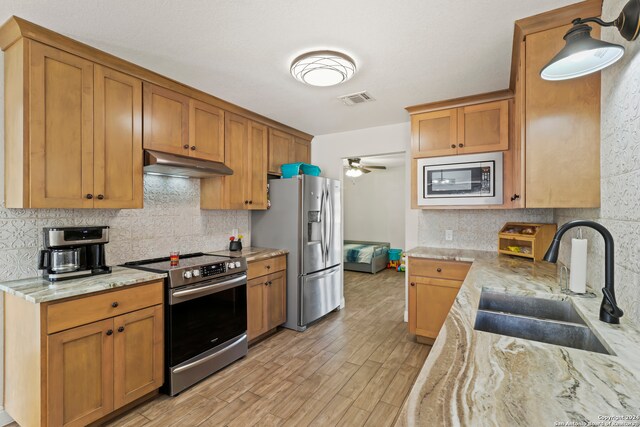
345;158;386;177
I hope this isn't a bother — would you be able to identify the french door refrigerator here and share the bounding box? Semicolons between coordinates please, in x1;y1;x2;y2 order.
252;175;342;331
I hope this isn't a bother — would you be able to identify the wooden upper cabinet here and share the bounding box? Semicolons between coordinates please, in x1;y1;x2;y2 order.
457;100;509;154
94;65;143;209
113;305;163;409
523;24;600;208
142;82;190;156
224;113;248;209
411;109;458;158
247;121;269;210
29;41;95;208
189;99;225;162
291;137;311;164
47;318;114;427
268;129;294;174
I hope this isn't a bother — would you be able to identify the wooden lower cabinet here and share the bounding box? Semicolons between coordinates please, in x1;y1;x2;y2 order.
4;281;164;427
246;257;287;342
408;257;471;343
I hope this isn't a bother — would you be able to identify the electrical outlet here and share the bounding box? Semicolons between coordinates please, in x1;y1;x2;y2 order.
445;230;453;241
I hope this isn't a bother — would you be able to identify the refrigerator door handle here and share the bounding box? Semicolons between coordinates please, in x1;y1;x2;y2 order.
319;187;326;264
325;186;332;262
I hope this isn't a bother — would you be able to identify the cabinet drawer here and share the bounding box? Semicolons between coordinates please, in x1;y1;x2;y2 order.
47;281;164;334
247;255;286;280
408;258;471;281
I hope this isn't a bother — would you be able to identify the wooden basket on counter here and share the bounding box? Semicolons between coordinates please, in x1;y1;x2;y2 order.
498;223;557;261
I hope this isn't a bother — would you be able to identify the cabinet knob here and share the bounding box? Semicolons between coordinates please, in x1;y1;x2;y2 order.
106;329;113;336
117;326;125;333
97;194;104;200
112;302;119;308
244;200;249;204
183;144;189;149
264;282;269;286
458;143;464;148
410;282;415;287
191;146;196;150
436;268;442;273
266;265;271;270
450;144;456;149
510;194;521;202
269;281;273;286
249;200;253;205
86;194;93;199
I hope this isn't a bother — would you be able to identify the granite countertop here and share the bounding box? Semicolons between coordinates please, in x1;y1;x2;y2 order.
207;247;288;263
0;266;167;304
397;247;640;425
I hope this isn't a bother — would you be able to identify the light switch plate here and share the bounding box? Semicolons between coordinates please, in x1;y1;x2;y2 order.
445;230;453;241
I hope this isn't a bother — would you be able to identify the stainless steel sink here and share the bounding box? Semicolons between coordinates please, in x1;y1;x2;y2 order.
474;290;612;355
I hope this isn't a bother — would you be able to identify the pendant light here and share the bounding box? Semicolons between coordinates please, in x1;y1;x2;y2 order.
540;0;640;81
291;50;356;87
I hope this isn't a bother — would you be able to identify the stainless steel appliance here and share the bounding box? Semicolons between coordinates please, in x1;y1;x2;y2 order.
416;152;503;206
38;226;111;281
252;175;342;332
123;253;248;396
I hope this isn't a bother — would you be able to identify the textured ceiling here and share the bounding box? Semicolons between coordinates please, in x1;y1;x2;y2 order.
1;0;578;136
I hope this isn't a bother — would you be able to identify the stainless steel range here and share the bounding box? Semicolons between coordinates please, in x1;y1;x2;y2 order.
123;253;248;396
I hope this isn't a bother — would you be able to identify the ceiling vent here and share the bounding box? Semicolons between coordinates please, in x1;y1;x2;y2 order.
338;91;375;106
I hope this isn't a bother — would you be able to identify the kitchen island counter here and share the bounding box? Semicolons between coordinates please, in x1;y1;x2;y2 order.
397;247;640;425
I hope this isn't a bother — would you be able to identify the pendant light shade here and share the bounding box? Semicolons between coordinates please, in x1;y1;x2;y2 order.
540;0;640;81
540;24;624;81
291;50;356;87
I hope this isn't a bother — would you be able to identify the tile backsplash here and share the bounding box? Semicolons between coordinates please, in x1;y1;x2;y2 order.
418;209;554;251
0;175;250;282
554;0;640;328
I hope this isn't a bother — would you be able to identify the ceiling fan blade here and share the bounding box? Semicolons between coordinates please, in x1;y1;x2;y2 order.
362;165;386;170
362;168;372;173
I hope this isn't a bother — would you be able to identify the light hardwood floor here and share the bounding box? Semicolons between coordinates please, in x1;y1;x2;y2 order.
9;269;430;427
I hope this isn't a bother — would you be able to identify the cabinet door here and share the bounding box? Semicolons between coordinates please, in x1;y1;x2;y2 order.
247;121;268;210
524;24;601;208
189;99;225;162
268;129;294;174
411;109;458;158
94;65;143;209
266;271;286;329
143;83;189;156
408;276;417;334
457;100;509;154
47;319;114;427
224;113;248;209
415;277;461;339
247;276;268;341
291;137;311;164
30;42;94;208
113;305;163;409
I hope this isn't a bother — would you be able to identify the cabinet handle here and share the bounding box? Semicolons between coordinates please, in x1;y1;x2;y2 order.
97;194;104;200
436;268;442;273
183;144;189;149
450;144;456;149
510;194;521;202
410;282;415;287
112;302;119;308
458;143;464;148
106;329;113;336
86;194;93;199
118;326;125;333
191;146;196;150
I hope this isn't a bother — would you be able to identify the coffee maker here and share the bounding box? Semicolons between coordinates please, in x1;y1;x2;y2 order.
38;226;112;281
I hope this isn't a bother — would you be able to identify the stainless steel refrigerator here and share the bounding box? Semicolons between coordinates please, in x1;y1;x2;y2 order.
252;175;342;331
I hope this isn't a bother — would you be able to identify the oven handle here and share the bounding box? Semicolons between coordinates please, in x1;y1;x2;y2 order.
172;334;247;374
171;274;247;303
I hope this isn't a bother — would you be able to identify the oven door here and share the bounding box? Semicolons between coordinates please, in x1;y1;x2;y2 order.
417;152;503;206
167;273;247;367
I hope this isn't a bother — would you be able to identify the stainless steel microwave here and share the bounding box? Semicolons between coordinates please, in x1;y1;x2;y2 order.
417;152;503;206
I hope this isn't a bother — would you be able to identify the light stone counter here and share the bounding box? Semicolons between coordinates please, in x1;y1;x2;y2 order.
397;247;640;426
207;247;288;263
0;266;166;304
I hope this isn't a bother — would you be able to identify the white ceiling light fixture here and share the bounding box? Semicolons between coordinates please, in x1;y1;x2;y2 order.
291;50;356;87
345;168;364;178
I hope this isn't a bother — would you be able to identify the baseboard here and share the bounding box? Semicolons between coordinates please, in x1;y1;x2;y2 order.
404;310;408;323
0;409;14;426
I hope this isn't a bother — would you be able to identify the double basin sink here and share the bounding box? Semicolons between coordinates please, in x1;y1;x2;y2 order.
474;290;612;355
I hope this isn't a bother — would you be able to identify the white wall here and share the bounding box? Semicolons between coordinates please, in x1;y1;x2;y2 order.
343;164;405;249
554;0;640;327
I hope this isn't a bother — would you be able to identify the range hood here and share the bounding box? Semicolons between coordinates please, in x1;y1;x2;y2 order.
144;150;233;178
